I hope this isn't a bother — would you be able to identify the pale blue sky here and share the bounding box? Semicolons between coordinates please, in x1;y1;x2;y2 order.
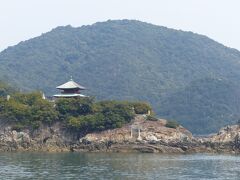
0;0;240;51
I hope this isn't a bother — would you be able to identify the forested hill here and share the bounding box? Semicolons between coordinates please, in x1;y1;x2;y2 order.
1;20;240;134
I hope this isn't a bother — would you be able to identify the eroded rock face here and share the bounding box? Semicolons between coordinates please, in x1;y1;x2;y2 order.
0;116;194;153
196;125;240;153
0;122;75;152
75;115;193;153
0;128;31;151
79;115;192;144
209;125;240;143
0;116;239;153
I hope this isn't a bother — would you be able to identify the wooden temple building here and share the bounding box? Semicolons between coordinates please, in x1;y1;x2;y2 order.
53;78;87;98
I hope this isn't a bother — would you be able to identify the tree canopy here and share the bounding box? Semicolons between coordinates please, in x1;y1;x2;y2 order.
0;91;152;133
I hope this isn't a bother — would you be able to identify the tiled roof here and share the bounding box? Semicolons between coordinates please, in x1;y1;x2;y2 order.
56;80;86;90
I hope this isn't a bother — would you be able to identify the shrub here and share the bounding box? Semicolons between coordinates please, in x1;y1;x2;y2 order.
12;92;43;106
30;121;42;130
11;123;25;131
3;100;31;122
67;101;134;133
0;90;154;133
67;113;105;132
103;112;125;129
146;115;158;121
0;91;58;129
0;81;16;97
56;97;94;117
67;116;82;129
165;120;179;129
132;102;152;114
30;99;58;123
94;101;134;121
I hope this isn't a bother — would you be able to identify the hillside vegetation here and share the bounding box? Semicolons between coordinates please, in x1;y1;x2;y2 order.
0;91;152;133
1;20;240;134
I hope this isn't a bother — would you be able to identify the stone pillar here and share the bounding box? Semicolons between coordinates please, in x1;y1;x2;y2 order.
147;110;151;116
130;127;133;138
6;95;10;101
137;128;141;140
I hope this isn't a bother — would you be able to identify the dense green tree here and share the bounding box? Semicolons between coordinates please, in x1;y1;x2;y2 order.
94;101;134;121
0;92;58;129
55;97;94;118
12;92;43;106
2;99;31;123
67;100;135;133
0;91;145;133
132;102;152;114
30;99;58;123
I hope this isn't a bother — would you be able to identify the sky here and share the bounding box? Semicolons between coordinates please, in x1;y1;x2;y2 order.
0;0;240;51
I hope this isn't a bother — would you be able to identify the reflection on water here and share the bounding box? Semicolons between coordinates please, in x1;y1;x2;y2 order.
0;152;239;179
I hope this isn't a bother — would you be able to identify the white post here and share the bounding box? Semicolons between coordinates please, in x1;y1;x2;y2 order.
6;95;10;101
130;126;133;138
147;110;151;115
138;128;141;139
42;92;46;100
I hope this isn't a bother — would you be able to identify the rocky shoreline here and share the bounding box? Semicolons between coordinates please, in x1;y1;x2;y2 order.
0;115;239;154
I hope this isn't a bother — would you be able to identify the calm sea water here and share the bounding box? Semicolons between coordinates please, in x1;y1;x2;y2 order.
0;152;239;180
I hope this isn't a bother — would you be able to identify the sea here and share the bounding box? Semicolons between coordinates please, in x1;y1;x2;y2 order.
0;152;239;180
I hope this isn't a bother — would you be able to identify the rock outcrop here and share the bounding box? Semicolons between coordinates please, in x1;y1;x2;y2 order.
0;122;75;152
0;115;239;153
74;115;193;153
197;125;240;153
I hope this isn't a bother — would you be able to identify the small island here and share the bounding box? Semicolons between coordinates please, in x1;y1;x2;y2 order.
0;80;239;153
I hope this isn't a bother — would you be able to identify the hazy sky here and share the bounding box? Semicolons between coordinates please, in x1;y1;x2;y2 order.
1;0;240;51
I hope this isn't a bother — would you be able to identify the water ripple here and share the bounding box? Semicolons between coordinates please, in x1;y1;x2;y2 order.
0;153;239;180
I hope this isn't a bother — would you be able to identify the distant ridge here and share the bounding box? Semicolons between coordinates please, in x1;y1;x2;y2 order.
1;20;240;134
